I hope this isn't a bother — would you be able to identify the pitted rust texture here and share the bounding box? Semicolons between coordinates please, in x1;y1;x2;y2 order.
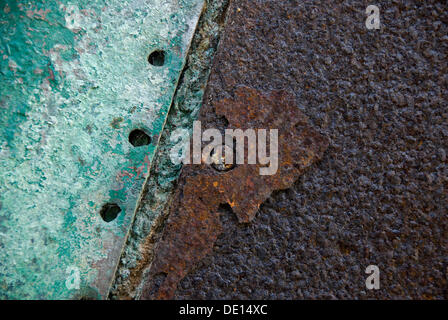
141;87;328;299
173;0;447;300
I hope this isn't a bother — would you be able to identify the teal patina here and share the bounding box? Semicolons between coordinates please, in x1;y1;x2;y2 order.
0;0;204;299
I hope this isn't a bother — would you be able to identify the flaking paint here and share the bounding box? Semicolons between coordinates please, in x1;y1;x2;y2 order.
0;0;204;299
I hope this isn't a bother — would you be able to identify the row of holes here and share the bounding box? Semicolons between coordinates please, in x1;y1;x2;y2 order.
99;50;166;222
100;129;152;222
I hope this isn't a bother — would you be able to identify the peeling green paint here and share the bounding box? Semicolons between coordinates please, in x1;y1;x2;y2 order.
0;0;204;299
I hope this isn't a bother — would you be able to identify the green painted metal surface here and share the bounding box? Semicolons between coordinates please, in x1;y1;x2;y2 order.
0;0;204;299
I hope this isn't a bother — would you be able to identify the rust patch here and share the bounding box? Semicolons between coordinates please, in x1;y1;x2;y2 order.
141;87;329;299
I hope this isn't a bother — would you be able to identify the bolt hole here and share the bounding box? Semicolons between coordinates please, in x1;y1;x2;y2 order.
129;129;151;147
147;50;166;66
99;203;121;223
210;144;236;172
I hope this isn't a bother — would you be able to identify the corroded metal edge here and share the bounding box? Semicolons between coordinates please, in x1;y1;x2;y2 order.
103;0;207;299
110;0;231;299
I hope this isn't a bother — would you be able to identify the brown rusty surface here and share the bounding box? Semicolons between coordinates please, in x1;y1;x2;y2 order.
141;87;328;299
136;0;448;300
171;0;447;300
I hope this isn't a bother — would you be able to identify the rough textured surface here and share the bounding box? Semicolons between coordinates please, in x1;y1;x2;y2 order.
166;0;447;299
0;0;204;299
110;0;230;300
141;87;328;299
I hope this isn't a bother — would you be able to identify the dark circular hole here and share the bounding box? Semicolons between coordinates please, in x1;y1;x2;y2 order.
147;50;166;66
210;145;236;172
99;203;121;222
129;129;151;147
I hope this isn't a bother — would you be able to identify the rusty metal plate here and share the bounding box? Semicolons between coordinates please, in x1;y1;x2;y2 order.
141;87;329;299
0;0;204;299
